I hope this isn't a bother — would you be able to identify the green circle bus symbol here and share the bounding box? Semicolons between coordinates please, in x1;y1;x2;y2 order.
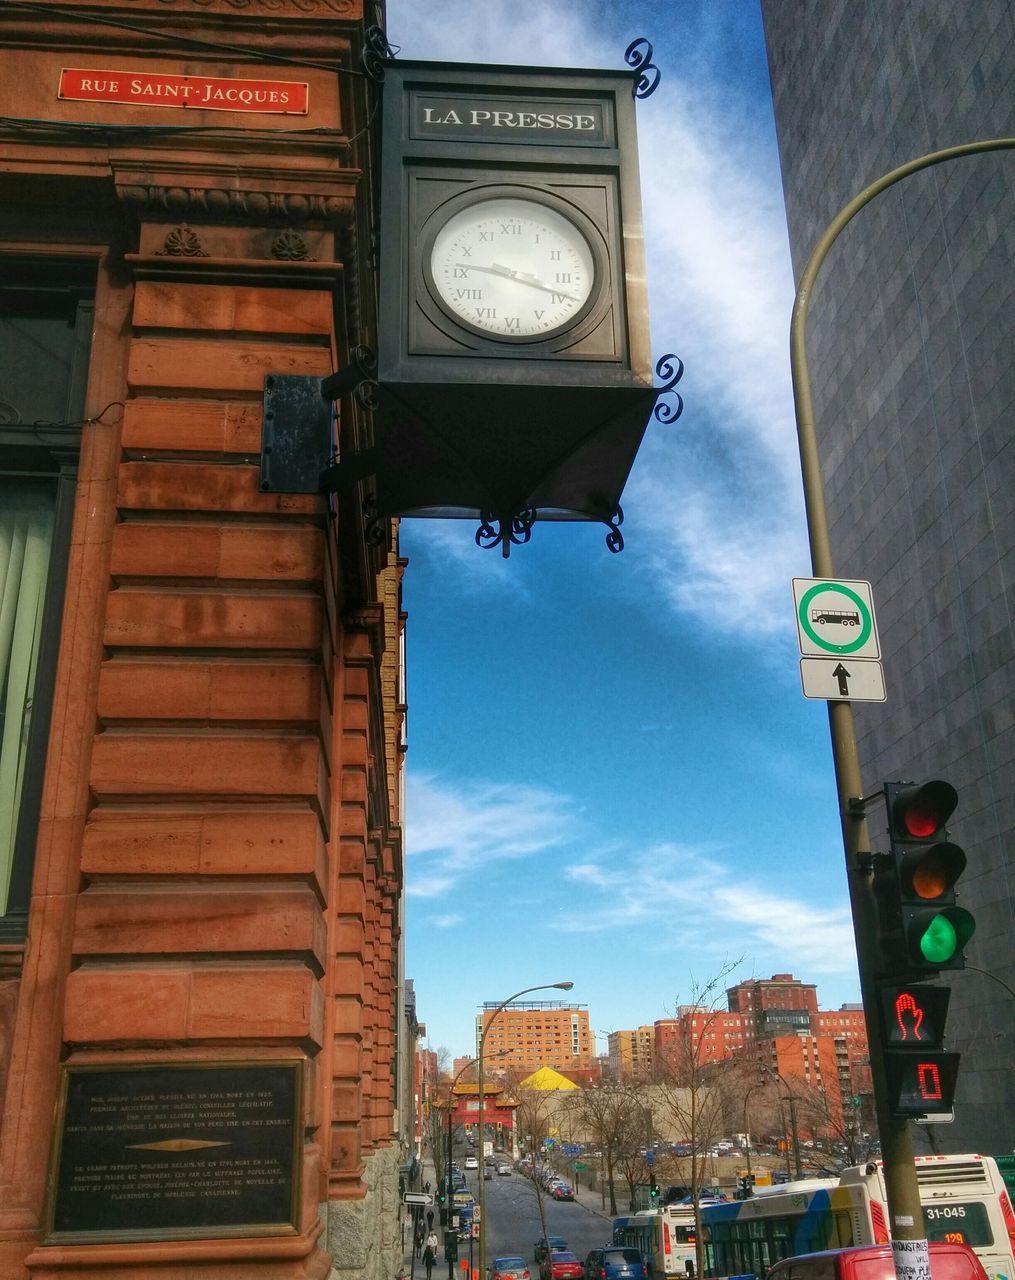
798;583;873;653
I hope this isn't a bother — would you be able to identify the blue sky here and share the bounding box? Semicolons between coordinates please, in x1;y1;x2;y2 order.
387;0;861;1059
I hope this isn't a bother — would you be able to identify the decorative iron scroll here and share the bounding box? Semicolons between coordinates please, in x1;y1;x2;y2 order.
604;505;625;554
652;353;684;424
475;509;537;559
362;25;396;81
625;38;661;99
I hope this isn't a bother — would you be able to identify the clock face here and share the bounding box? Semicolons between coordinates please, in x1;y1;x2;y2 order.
428;196;597;340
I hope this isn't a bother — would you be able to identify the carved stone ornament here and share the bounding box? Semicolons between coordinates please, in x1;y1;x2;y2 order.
157;224;208;257
118;184;354;226
272;228;313;260
133;0;358;11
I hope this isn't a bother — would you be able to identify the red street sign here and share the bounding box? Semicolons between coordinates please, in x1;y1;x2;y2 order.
59;68;309;115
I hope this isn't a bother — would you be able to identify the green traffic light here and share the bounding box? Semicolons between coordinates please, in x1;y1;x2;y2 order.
920;915;958;963
917;907;976;965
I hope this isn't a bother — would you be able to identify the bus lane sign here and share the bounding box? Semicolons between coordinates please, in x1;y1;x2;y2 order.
792;578;881;659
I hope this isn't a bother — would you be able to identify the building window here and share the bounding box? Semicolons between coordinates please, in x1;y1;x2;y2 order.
1;258;93;940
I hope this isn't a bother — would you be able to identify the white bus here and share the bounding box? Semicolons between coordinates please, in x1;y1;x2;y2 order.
701;1154;1015;1280
613;1204;699;1278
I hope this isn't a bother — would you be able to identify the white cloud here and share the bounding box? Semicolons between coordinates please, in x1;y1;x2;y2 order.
405;772;575;897
433;913;464;928
560;846;858;979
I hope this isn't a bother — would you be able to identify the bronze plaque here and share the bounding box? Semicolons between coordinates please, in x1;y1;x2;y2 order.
45;1060;302;1243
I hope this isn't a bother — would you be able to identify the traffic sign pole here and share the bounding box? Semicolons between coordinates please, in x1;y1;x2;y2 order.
783;147;1015;1273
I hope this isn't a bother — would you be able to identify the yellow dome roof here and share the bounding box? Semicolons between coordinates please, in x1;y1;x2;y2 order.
518;1066;579;1091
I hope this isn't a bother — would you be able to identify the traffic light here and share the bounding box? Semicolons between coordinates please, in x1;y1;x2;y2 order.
879;984;959;1117
649;1173;659;1200
875;780;975;975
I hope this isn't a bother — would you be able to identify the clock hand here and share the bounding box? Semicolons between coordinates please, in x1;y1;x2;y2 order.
454;262;581;301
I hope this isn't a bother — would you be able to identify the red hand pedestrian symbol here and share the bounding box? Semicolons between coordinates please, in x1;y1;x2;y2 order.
895;992;924;1040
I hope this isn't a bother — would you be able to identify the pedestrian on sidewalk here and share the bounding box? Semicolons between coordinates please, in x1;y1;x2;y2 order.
423;1230;439;1280
414;1220;425;1258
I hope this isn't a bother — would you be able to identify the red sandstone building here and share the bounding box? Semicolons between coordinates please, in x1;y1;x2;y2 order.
0;4;409;1279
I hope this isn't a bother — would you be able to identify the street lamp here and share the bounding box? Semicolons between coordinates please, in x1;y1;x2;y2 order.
761;1065;802;1179
741;1079;766;1185
477;981;574;1280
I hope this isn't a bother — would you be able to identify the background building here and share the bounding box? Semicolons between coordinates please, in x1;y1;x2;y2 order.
650;975;872;1135
761;0;1014;1153
0;3;409;1278
608;1026;656;1080
476;1001;594;1075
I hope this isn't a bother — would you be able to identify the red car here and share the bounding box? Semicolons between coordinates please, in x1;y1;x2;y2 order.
540;1252;584;1280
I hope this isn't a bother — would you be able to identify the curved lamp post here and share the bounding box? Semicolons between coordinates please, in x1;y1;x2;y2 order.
477;981;574;1280
789;136;1014;1243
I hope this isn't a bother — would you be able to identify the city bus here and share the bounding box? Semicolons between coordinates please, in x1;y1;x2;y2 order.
613;1204;698;1278
701;1155;1014;1280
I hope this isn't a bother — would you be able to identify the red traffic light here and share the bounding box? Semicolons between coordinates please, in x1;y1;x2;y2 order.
891;780;958;840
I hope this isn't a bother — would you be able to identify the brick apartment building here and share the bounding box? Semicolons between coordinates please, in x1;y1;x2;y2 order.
0;3;410;1279
476;1002;594;1077
644;974;871;1133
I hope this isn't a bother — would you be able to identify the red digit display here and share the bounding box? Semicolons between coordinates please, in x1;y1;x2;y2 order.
917;1061;943;1100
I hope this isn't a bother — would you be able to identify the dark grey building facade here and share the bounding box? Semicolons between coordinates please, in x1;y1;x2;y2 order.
760;1;1013;1155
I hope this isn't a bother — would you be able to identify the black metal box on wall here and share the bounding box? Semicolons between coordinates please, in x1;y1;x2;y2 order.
368;59;657;549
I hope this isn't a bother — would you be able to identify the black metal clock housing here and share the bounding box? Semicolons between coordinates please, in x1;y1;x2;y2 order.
364;60;657;545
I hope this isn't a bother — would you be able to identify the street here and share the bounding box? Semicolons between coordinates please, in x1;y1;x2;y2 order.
403;1162;615;1279
475;1168;612;1266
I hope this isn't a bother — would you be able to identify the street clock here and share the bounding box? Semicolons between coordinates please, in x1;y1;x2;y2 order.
332;61;659;554
380;63;649;379
424;190;603;343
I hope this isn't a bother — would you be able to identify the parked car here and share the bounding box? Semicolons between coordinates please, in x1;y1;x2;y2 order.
491;1258;530;1280
534;1237;568;1265
550;1183;575;1201
583;1246;649;1280
767;1244;988;1280
539;1250;583;1280
464;1155;479;1170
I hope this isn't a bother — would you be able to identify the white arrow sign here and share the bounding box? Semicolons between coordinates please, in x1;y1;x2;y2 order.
799;657;886;702
403;1192;434;1206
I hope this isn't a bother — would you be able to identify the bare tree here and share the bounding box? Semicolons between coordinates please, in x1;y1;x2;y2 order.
422;1047;452;1195
612;1089;656;1210
511;1081;559;1254
654;962;744;1277
564;1078;637;1215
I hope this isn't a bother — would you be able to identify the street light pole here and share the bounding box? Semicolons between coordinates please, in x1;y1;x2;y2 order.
789;137;1015;1263
477;981;574;1280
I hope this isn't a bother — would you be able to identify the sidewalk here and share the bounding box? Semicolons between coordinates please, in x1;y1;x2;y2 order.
569;1174;614;1222
399;1158;438;1280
